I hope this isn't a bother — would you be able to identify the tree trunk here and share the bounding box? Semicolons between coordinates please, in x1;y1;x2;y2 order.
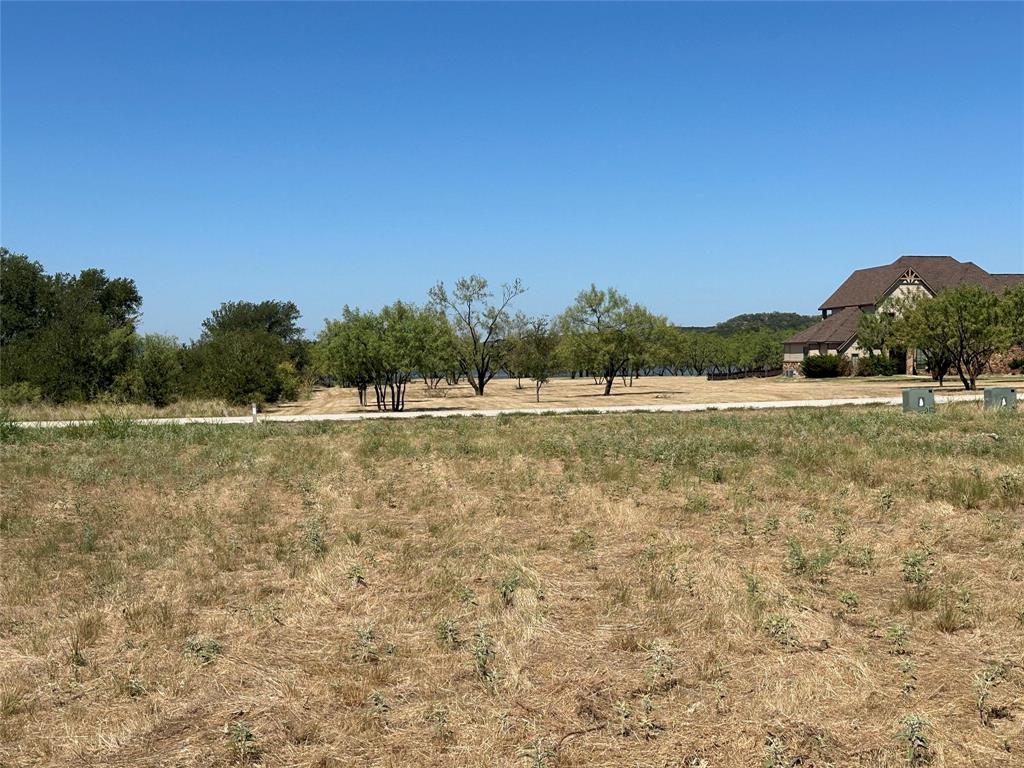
955;364;971;391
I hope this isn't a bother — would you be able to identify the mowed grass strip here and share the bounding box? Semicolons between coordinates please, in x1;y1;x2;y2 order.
0;405;1022;767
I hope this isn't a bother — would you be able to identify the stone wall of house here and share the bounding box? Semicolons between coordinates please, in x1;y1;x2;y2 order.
986;345;1024;375
782;360;802;376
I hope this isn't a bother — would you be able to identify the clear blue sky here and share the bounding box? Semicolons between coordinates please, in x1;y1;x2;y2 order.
2;1;1022;340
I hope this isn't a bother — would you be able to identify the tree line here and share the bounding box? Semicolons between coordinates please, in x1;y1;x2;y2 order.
0;247;812;409
1;249;308;407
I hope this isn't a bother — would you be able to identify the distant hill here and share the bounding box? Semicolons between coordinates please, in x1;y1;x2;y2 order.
678;312;819;336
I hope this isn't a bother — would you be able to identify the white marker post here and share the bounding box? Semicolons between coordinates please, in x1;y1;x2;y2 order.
251;403;258;426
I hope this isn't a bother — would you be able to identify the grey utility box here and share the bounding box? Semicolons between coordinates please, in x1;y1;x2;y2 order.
983;388;1017;410
902;388;935;413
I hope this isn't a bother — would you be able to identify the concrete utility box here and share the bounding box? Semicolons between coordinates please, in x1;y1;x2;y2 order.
983;388;1017;410
902;388;935;413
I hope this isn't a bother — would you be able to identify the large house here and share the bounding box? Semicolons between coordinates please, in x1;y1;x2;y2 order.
783;255;1024;375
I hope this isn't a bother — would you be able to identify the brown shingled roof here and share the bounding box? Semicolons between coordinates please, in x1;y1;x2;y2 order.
784;306;863;347
819;255;1018;310
988;273;1024;291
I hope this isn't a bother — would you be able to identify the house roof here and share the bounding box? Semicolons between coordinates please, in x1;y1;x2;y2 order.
988;273;1024;292
784;306;863;347
819;255;1021;310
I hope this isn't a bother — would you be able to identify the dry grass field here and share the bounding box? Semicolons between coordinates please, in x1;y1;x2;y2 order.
1;404;1022;767
6;375;1020;423
5;398;248;423
268;374;1022;417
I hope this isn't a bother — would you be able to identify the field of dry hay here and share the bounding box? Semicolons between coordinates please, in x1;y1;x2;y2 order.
269;374;1022;416
6;375;1020;423
1;405;1022;767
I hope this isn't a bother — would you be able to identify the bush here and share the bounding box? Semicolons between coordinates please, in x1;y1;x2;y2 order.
0;410;20;442
115;334;183;406
801;354;850;378
1009;357;1024;372
856;355;900;377
184;330;289;405
276;361;302;402
0;382;43;406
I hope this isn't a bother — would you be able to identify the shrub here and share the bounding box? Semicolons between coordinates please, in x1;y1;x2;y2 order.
856;354;900;377
801;354;850;378
184;330;289;405
93;413;136;440
472;626;495;681
117;334;183;406
0;382;43;406
897;715;932;766
436;618;460;649
276;361;302;402
0;411;20;443
1008;357;1023;372
184;636;222;664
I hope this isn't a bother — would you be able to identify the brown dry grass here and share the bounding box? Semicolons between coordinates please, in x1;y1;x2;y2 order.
1;404;1022;767
6;398;248;422
269;374;1023;416
7;375;1020;423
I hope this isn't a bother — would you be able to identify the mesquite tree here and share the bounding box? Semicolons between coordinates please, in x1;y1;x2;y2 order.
516;317;561;402
891;295;954;385
559;285;663;395
317;302;447;411
932;285;1004;391
893;285;1009;390
428;275;525;396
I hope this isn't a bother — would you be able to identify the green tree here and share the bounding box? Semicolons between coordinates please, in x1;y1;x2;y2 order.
118;334;184;406
0;251;142;401
0;248;51;346
891;295;954;386
416;308;459;389
671;330;715;376
187;299;307;405
856;309;895;359
428;275;525;396
1001;283;1024;347
727;329;785;374
374;301;426;411
186;330;289;405
626;314;671;381
185;301;305;409
516;318;561;402
704;333;733;375
317;308;377;406
201;300;304;345
317;302;444;411
935;285;1006;390
559;285;663;395
500;311;532;388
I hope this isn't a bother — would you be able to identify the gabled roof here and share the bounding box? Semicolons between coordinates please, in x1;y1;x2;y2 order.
784;306;863;347
819;255;1020;310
